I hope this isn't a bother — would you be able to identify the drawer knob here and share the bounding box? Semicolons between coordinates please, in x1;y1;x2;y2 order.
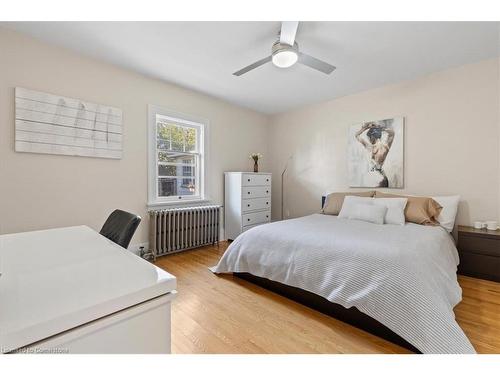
266;179;269;182
247;192;250;194
266;190;269;193
247;218;250;222
266;202;269;205
247;204;250;207
266;215;269;218
248;178;250;182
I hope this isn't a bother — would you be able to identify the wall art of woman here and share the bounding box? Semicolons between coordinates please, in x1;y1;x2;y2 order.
348;116;404;188
355;121;395;187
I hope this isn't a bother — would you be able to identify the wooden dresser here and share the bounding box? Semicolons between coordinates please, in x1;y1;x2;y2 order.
457;225;500;282
224;172;272;240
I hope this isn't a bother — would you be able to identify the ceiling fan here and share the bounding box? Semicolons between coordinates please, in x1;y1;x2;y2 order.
233;21;336;76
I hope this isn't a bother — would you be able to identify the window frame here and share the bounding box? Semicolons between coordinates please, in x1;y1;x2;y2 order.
148;105;209;207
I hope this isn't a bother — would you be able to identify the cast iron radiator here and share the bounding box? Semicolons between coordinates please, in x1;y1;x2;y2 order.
149;205;221;259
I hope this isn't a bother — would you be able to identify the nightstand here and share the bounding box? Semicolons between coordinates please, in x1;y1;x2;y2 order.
457;225;500;282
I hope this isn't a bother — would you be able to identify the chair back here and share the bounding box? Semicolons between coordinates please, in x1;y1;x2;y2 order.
100;209;141;249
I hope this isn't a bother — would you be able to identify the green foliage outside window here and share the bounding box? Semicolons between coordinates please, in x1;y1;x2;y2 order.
157;122;196;152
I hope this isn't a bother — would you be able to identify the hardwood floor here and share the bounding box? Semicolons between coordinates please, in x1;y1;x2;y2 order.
154;242;500;354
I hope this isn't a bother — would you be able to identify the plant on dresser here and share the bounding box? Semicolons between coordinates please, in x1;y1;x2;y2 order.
224;172;272;240
457;225;500;282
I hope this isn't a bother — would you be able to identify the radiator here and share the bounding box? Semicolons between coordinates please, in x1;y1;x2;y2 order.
149;205;221;258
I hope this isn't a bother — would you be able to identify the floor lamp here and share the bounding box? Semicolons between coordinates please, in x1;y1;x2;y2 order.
281;155;293;220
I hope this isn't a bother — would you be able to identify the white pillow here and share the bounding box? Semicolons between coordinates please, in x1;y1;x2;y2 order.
432;195;460;232
348;203;387;225
338;196;374;219
373;197;408;225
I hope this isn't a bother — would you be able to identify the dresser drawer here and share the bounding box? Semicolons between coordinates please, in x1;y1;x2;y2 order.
458;234;500;257
242;210;271;226
242;197;271;212
242;174;271;186
242;186;271;198
458;251;500;282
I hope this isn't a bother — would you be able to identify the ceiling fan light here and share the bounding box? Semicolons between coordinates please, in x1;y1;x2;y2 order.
272;50;298;68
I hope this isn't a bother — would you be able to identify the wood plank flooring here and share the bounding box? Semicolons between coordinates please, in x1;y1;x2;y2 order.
154;242;500;354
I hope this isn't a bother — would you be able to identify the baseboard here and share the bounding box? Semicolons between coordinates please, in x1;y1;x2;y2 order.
127;237;225;256
128;242;149;256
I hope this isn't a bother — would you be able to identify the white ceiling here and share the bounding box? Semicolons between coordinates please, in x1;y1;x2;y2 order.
2;22;499;114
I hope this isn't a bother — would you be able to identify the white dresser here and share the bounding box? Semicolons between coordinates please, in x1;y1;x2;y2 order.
224;172;272;240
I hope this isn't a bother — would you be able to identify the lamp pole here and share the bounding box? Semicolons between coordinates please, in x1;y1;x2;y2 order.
281;155;293;220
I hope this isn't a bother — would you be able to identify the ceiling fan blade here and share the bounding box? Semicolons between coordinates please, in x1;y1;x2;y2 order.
280;21;299;46
298;52;336;74
233;56;272;76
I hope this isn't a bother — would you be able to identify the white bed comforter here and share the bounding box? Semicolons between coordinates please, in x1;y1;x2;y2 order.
213;214;475;353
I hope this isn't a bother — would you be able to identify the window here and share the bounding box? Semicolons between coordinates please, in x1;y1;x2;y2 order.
148;106;207;205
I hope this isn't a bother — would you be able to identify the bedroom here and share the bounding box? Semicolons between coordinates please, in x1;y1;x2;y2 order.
1;0;500;373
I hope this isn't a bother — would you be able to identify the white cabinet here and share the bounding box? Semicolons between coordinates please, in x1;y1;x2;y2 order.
224;172;272;240
20;294;175;354
0;226;176;354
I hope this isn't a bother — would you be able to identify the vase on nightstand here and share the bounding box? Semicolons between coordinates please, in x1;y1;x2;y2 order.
254;161;259;173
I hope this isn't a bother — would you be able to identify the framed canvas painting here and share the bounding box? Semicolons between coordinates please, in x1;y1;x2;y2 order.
348;117;404;188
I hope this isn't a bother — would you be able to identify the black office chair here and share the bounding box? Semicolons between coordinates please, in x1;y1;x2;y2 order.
100;209;141;249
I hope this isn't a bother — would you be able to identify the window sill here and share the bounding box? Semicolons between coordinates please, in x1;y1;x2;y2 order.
147;199;212;210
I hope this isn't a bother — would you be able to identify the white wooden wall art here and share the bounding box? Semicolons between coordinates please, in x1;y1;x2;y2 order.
15;87;123;159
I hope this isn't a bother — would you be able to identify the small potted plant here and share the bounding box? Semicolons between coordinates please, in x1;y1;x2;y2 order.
250;153;263;173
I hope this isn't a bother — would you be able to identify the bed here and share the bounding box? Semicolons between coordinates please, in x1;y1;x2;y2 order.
213;210;475;354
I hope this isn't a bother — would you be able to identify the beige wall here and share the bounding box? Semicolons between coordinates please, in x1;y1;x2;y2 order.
0;28;269;243
1;27;499;244
269;58;500;226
